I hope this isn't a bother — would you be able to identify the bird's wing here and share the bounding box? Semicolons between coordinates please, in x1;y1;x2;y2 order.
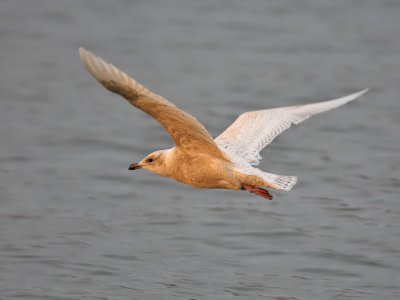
215;89;368;165
79;48;226;158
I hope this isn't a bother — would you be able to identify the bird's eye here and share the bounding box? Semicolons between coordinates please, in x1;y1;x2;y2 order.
146;158;154;163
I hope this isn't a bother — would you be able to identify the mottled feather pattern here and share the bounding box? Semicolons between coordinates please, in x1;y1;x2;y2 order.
222;150;298;191
215;89;368;166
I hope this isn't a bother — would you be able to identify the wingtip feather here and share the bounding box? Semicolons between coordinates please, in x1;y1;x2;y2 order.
79;47;109;82
346;88;369;101
79;47;134;93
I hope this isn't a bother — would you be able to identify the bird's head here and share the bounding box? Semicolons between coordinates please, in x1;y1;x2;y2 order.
129;149;170;177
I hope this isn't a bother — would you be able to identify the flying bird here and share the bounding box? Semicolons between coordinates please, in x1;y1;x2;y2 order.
79;48;368;200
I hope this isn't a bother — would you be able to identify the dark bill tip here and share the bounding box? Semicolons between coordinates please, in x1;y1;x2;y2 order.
129;163;142;170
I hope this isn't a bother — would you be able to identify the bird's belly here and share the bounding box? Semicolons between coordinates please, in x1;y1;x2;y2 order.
188;177;237;189
173;165;241;190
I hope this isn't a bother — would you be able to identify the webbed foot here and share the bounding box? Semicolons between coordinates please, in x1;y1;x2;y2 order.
243;185;273;200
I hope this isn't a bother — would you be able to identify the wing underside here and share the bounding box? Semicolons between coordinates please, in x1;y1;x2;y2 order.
215;89;368;165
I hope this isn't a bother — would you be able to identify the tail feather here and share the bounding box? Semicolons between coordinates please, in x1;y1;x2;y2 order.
256;169;297;191
235;162;298;191
271;174;298;191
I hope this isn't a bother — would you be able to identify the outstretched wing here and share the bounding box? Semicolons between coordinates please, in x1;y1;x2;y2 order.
79;48;226;158
215;89;368;165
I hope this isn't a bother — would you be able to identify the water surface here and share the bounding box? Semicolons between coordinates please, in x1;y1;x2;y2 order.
1;1;400;299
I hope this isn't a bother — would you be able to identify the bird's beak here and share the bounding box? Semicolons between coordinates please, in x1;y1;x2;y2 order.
129;163;142;170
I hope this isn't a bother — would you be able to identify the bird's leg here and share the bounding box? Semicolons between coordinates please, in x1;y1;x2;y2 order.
242;184;273;200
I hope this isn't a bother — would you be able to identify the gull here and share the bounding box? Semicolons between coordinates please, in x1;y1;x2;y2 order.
79;48;368;200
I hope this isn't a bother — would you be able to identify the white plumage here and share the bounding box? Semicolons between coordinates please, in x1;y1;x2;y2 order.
215;89;368;166
215;89;368;192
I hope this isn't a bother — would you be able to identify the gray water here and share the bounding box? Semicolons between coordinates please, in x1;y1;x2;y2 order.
1;1;400;299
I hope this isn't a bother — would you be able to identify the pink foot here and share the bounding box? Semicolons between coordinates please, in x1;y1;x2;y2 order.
243;185;273;200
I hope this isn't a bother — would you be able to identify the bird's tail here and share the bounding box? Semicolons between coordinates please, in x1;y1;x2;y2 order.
270;174;298;191
237;166;298;191
256;170;297;191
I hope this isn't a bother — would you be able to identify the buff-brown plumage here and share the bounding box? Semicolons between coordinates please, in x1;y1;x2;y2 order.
79;47;368;200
